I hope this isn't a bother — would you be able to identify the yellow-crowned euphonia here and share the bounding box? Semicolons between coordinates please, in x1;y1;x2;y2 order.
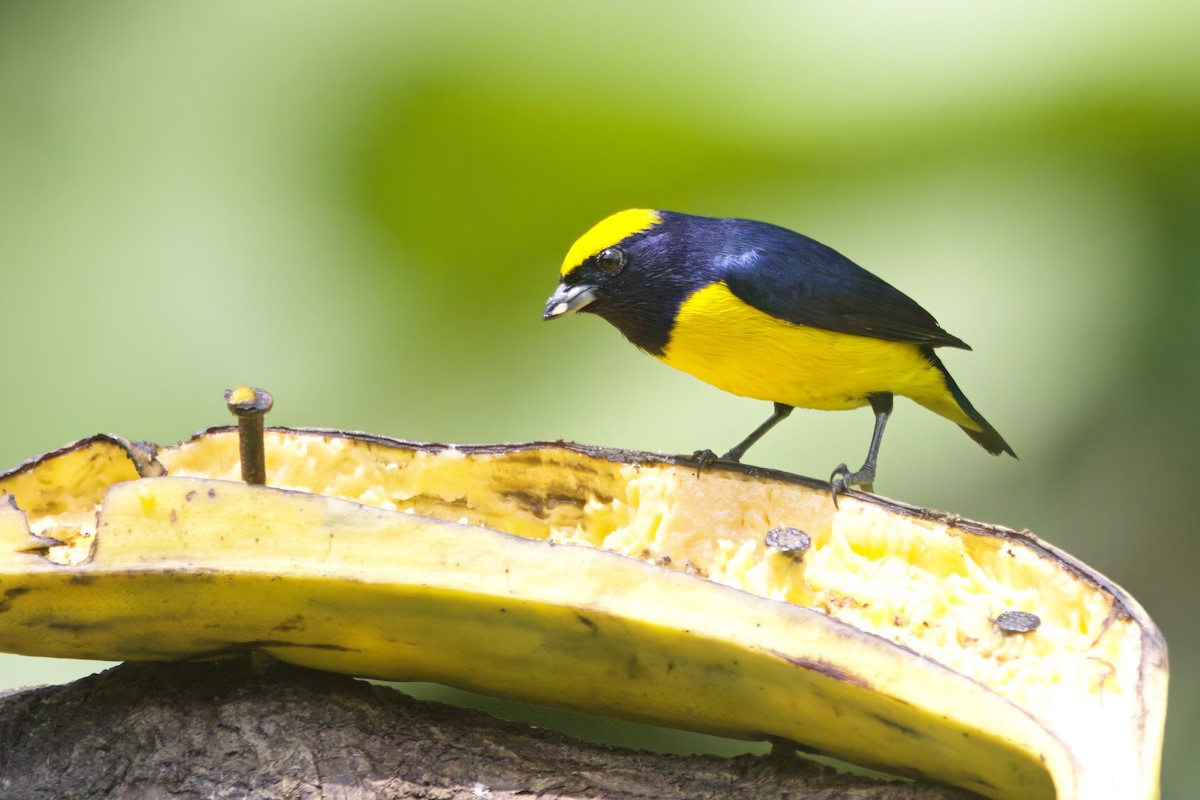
543;209;1015;502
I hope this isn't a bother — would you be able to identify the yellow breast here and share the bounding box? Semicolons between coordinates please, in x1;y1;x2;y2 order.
660;282;966;421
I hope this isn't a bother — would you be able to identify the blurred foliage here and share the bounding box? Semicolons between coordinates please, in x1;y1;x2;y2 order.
0;1;1196;793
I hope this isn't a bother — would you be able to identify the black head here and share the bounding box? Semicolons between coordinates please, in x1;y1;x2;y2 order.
543;210;713;355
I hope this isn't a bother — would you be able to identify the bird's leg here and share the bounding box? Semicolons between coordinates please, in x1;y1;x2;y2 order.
830;393;893;508
722;402;794;462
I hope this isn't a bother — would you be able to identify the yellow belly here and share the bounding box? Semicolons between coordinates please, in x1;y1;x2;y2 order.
659;282;974;427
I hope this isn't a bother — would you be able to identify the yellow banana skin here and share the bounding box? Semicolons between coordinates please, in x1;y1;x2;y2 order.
0;430;1167;800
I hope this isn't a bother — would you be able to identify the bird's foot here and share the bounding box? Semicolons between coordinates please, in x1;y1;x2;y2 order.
829;463;876;509
691;449;721;472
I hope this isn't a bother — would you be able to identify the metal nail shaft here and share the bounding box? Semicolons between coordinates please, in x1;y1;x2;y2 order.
225;386;274;485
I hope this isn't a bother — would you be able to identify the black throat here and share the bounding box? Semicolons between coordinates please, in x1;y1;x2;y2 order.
586;220;708;357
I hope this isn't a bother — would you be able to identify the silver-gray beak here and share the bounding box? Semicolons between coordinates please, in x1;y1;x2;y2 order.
542;283;598;320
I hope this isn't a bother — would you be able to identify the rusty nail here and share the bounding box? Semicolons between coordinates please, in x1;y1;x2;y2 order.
225;385;273;485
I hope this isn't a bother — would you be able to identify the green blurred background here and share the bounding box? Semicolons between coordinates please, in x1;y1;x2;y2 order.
1;0;1195;793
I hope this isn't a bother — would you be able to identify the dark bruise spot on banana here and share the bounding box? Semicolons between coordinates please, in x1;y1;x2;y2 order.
575;613;599;634
500;491;588;519
495;451;607;475
482;449;601;474
624;652;643;679
771;650;871;689
867;711;923;739
272;615;306;633
0;586;33;614
995;610;1041;634
407;493;472;513
967;774;998;792
765;527;811;558
44;619;108;633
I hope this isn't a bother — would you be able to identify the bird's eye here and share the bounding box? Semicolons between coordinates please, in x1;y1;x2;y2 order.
596;247;625;273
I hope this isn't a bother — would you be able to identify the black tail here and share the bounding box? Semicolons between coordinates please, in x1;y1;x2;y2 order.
924;349;1017;459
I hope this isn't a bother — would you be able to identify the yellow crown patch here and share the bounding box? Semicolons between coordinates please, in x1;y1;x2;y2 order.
560;209;662;276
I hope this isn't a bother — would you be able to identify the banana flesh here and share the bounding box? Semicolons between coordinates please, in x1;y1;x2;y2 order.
0;428;1167;800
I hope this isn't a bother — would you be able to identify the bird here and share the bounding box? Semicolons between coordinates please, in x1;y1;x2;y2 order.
542;209;1015;504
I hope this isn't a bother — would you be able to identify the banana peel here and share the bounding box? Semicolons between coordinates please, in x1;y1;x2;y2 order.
0;428;1167;800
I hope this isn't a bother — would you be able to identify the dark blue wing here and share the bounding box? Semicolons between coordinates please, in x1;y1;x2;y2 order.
710;218;970;350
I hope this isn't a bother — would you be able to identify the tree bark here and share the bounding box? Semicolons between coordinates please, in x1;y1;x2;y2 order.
0;658;981;799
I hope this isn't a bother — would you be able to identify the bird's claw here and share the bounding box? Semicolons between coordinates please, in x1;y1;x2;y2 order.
830;463;851;509
829;463;875;509
691;449;720;472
